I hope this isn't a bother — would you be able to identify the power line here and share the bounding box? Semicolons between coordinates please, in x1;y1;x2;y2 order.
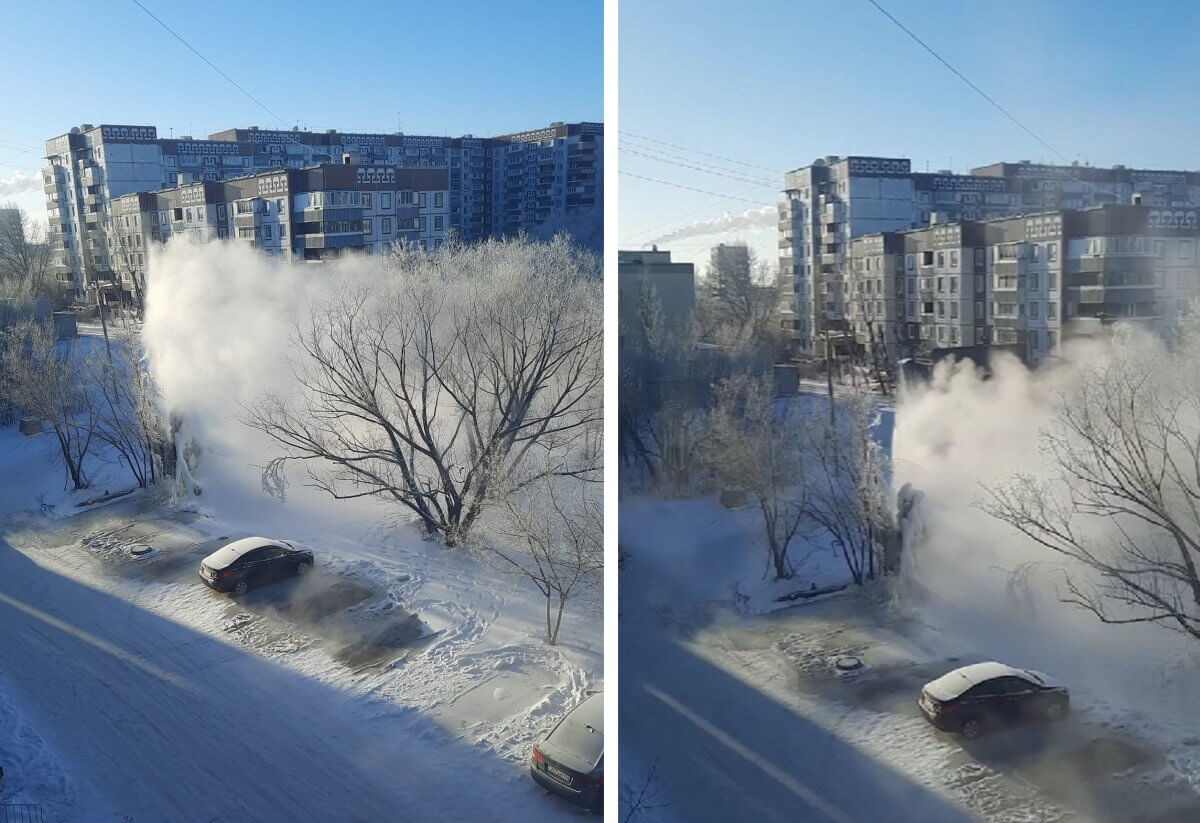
619;130;787;175
619;171;777;206
865;0;1066;163
619;146;777;188
866;0;1121;203
128;0;288;128
620;136;780;184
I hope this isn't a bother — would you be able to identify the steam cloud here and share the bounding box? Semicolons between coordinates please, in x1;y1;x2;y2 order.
650;205;776;245
0;171;41;197
893;336;1200;732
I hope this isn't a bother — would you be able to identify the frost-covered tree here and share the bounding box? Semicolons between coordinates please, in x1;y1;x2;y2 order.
491;474;602;645
244;236;602;545
695;243;779;352
702;373;807;580
802;386;891;584
1;319;95;489
88;326;167;488
0;203;53;303
980;318;1200;641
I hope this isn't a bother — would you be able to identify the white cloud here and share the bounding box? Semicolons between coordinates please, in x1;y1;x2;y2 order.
650;205;777;245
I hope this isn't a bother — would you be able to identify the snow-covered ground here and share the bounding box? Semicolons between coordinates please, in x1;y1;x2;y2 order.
0;345;601;820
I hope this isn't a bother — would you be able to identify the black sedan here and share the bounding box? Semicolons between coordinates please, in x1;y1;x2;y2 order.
531;691;603;813
919;661;1069;739
198;537;313;596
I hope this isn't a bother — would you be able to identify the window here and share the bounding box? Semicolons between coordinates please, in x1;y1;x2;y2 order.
263;225;271;239
1048;271;1057;289
363;193;372;209
975;274;984;292
381;217;392;234
1048;302;1057;320
217;204;226;219
937;301;945;317
433;216;443;231
419;192;427;207
1030;302;1039;319
383;193;394;208
280;224;286;238
277;199;284;213
950;250;958;267
1048;330;1057;349
950;303;958;319
906;254;914;271
1029;330;1040;349
949;278;957;293
434;192;443;207
365;244;373;254
363;219;372;234
185;208;192;221
937;276;944;293
1153;240;1165;258
1047;242;1057;261
1182;240;1194;259
1029;273;1038;291
1031;245;1040;261
937;251;945;267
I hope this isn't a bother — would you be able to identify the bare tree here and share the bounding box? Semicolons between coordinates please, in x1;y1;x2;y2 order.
802;385;890;584
695;243;779;351
0;203;53;302
490;475;602;645
621;760;670;823
87;325;166;488
244;236;602;545
620;281;704;496
702;373;807;580
1;319;95;489
980;322;1200;640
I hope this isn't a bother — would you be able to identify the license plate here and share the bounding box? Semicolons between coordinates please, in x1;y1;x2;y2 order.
546;765;572;785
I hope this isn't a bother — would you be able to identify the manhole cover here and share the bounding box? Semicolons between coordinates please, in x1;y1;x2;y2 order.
129;544;153;556
835;656;863;671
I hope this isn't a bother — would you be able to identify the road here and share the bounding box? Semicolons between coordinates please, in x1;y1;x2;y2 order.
0;514;573;822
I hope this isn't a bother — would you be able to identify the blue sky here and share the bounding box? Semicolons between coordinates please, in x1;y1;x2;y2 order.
620;0;1200;268
0;0;601;217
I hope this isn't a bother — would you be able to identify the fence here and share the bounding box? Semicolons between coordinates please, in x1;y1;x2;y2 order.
0;804;45;823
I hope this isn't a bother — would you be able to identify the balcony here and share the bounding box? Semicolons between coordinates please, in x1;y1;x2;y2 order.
1075;286;1105;304
993;317;1020;331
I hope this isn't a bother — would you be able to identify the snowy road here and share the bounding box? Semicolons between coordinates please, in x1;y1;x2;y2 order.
620;604;976;823
0;531;579;822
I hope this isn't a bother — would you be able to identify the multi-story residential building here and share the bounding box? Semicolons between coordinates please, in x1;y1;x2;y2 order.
42;121;602;298
780;155;1200;355
842;204;1200;370
108;163;447;300
618;248;696;350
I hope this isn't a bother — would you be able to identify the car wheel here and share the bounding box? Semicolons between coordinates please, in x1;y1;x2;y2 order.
233;580;249;596
1045;700;1067;721
961;718;983;739
296;561;311;576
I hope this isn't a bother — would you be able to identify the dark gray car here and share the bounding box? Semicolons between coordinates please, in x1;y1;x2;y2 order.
531;691;603;812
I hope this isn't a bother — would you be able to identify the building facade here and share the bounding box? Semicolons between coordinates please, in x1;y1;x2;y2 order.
841;204;1200;370
780;155;1200;355
43;121;602;297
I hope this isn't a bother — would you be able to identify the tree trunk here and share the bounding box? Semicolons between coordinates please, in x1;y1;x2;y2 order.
550;594;567;646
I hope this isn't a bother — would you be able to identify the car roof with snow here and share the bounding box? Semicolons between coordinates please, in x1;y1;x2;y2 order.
923;662;1051;702
543;692;604;769
202;536;286;570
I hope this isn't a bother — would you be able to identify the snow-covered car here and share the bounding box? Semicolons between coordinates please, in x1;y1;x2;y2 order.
198;537;313;596
919;661;1069;739
531;691;603;813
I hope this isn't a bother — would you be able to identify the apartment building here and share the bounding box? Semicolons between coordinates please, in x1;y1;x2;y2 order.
780;155;1200;354
843;204;1200;369
108;164;446;302
43;121;602;297
618;248;696;350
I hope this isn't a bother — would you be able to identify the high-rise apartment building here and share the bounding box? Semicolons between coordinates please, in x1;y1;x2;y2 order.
842;204;1200;369
779;155;1200;355
42;121;602;298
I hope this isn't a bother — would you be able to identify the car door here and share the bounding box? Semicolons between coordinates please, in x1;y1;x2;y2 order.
992;677;1032;724
238;548;271;585
258;546;291;582
1001;676;1040;721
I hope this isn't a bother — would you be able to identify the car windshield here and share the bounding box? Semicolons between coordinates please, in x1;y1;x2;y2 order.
1023;669;1044;685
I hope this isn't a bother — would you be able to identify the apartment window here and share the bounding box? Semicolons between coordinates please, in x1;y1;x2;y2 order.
1029;273;1039;291
906;254;914;271
218;227;228;239
363;193;372;209
937;301;945;317
418;217;427;232
1030;302;1040;319
1031;245;1040;261
1048;271;1057;289
1048;331;1057;349
363;219;373;234
937;251;945;267
263;225;271;239
185;208;192;221
908;300;916;317
419;192;427;207
236;200;253;214
434;216;444;231
217;204;226;219
1029;330;1040;349
1047;242;1057;261
434;192;444;207
975;300;984;318
383;193;394;208
1019;303;1025;317
280;224;286;238
936;276;944;293
1153;239;1165;258
365;244;373;254
950;303;959;319
137;253;143;266
950;250;958;267
277;199;284;213
937;326;945;342
949;278;958;294
1182;239;1194;259
1048;302;1057;320
398;191;412;205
